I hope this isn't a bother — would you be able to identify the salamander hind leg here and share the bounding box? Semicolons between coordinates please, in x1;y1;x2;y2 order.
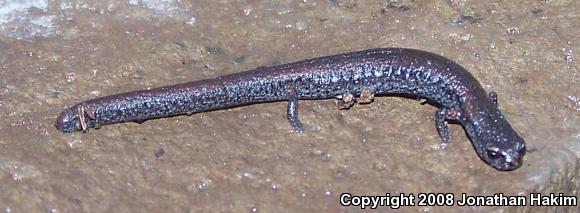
286;84;305;133
435;108;459;148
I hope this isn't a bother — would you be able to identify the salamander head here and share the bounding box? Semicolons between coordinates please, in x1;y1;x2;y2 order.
468;108;526;171
55;107;82;133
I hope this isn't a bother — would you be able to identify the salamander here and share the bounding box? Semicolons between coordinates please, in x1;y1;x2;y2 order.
55;48;526;171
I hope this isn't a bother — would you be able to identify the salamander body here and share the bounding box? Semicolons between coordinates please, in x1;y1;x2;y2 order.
56;48;526;171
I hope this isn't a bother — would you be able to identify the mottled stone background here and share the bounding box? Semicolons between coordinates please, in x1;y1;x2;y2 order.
0;0;577;212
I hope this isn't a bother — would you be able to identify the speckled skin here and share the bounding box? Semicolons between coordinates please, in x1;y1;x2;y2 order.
56;48;526;171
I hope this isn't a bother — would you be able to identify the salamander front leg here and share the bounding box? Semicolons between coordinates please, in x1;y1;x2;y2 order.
286;85;305;133
435;108;459;148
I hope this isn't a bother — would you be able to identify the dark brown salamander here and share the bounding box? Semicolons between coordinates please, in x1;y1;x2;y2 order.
56;48;526;171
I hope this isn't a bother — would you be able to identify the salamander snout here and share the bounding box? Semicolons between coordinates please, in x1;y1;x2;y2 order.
485;142;525;171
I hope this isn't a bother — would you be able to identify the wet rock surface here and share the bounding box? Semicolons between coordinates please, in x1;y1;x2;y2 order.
0;0;578;212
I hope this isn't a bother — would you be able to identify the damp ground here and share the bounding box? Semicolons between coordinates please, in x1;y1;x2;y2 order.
0;0;578;212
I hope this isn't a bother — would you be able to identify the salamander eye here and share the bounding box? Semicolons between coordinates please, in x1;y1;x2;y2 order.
486;145;500;157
